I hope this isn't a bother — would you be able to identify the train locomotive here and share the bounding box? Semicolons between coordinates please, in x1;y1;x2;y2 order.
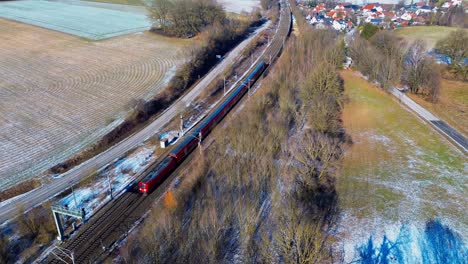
138;61;267;194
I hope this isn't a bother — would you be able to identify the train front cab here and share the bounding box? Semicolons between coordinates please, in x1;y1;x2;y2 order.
138;182;148;195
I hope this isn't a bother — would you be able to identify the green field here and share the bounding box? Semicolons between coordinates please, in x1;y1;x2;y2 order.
394;26;467;49
338;70;467;242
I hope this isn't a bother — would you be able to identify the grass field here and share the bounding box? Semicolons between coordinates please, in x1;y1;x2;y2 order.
0;19;189;191
394;26;468;49
337;70;467;260
407;79;468;136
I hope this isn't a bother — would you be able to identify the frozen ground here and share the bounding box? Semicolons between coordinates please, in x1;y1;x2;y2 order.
218;0;260;14
57;146;156;215
0;0;150;40
0;18;186;191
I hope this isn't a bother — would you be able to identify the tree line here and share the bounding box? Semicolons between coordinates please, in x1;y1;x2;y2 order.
351;25;467;102
435;29;468;80
349;24;441;102
118;11;348;264
148;0;226;37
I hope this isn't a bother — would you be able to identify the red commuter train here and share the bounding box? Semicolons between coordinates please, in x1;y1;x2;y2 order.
138;61;267;194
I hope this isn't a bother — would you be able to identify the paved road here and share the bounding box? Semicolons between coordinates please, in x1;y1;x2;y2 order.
391;88;467;153
0;22;270;225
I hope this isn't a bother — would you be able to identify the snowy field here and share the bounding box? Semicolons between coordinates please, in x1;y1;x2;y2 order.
0;17;187;191
0;0;150;40
57;146;157;215
218;0;260;13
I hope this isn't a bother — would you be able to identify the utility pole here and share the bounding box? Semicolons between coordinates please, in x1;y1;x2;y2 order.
198;132;203;155
71;184;78;209
106;173;113;199
180;115;184;136
223;77;226;96
101;239;106;251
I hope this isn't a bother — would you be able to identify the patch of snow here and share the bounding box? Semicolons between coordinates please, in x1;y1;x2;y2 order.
218;0;260;14
56;146;157;216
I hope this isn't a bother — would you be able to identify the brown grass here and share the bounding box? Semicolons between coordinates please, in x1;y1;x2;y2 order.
407;78;468;136
0;179;41;202
394;26;468;49
0;19;189;189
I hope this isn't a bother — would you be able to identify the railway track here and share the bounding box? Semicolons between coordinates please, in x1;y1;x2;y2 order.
46;2;291;263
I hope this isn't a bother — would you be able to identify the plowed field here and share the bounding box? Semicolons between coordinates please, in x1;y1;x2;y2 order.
0;19;188;190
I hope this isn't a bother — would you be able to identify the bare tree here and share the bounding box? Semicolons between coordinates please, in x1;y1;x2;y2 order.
435;29;468;80
403;40;441;101
149;0;172;32
403;40;427;94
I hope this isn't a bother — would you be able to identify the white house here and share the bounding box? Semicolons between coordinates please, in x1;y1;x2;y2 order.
334;4;345;10
442;0;462;8
401;12;412;21
332;20;346;31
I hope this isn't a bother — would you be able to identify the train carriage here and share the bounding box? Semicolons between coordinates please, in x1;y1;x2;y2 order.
138;157;177;194
138;62;267;194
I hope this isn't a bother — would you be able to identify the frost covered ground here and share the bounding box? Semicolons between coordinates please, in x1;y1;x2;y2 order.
218;0;260;13
57;146;156;215
0;18;187;191
339;71;467;263
0;0;150;40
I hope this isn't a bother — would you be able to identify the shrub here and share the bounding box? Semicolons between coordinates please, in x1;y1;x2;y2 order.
361;23;379;40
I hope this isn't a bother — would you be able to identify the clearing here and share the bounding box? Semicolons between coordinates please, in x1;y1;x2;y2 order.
0;19;189;191
407;79;468;136
338;70;467;262
394;26;467;49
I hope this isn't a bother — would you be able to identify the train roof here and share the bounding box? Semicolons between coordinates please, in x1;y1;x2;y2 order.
141;157;173;183
196;61;266;132
169;61;265;157
169;133;195;156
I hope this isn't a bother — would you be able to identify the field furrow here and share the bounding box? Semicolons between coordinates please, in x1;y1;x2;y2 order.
0;19;188;190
